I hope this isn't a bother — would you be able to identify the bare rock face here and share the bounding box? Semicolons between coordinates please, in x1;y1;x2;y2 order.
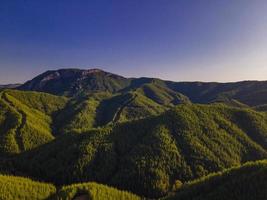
19;68;131;96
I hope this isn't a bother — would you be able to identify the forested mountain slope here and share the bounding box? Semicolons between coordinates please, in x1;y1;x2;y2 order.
1;103;266;198
0;90;67;155
0;86;192;148
0;68;267;199
165;160;267;200
0;174;55;200
0;174;140;200
1;160;266;200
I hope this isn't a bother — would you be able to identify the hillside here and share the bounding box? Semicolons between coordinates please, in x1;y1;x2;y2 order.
0;88;167;154
0;174;56;200
0;174;140;200
0;103;266;198
54;182;140;200
166;160;267;200
0;90;68;155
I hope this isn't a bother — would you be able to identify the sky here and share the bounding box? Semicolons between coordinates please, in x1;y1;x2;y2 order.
0;0;267;84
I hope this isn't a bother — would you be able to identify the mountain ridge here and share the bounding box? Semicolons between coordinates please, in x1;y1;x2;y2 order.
17;68;267;107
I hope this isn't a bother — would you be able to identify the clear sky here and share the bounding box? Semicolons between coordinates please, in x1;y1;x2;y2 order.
0;0;267;84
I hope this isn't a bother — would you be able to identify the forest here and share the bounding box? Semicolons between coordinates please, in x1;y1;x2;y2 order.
0;69;266;199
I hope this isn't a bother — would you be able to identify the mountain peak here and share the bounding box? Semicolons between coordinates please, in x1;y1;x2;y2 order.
19;68;130;95
43;68;109;76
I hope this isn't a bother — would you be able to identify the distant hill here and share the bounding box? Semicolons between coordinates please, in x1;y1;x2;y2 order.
0;84;21;89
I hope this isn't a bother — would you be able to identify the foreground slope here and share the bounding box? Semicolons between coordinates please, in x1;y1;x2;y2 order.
1;160;266;200
166;160;267;200
0;174;55;200
2;104;266;198
54;182;140;200
0;174;140;200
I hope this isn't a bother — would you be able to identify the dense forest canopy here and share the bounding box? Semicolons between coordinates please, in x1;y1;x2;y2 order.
0;69;266;199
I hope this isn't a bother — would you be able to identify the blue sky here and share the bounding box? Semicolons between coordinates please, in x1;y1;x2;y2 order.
0;0;267;84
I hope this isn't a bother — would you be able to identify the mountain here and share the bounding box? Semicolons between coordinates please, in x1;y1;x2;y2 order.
166;160;267;200
0;68;267;199
18;68;267;107
19;68;131;96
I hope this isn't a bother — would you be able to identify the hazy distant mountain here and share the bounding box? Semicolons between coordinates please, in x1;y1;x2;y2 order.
0;83;21;89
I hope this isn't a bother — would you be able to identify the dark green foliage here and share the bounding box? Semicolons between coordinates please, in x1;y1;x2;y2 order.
6;127;116;185
136;82;190;106
0;93;21;155
166;160;267;200
1;70;267;199
1;103;266;198
54;95;102;133
5;89;68;115
107;104;267;197
96;91;166;125
0;90;68;154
